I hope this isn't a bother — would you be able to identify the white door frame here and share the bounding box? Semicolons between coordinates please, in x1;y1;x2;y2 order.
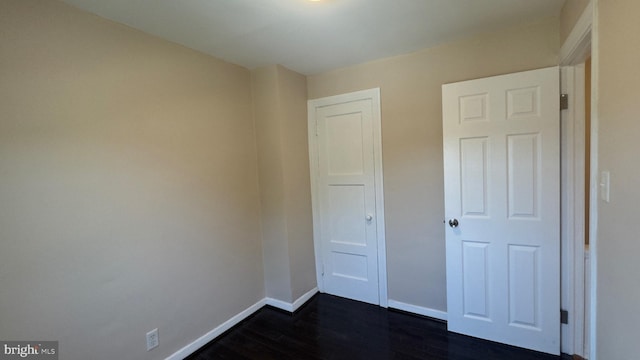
560;64;587;357
307;88;388;307
559;1;594;358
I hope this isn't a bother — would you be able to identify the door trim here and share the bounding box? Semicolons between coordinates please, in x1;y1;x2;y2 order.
560;1;593;66
560;64;587;357
307;88;388;307
560;2;595;358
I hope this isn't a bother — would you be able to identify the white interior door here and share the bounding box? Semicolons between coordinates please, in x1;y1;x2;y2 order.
442;67;560;354
308;89;386;306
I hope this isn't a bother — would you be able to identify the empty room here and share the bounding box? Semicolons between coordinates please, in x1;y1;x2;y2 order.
1;0;637;359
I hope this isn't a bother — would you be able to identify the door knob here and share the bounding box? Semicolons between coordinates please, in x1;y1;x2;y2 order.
448;219;459;228
366;214;373;221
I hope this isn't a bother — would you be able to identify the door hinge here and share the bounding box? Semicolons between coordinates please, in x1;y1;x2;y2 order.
560;94;569;110
560;309;569;324
321;263;325;276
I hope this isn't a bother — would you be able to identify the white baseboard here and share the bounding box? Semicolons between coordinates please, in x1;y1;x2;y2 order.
165;298;266;360
264;297;294;312
292;287;318;311
265;287;319;312
387;299;448;322
166;287;318;359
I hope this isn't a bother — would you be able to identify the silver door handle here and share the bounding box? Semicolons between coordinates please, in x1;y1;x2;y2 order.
366;214;373;221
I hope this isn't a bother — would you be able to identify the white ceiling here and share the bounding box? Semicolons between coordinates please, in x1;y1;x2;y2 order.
60;0;565;75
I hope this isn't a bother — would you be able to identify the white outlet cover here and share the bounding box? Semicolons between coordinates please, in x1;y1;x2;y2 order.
146;328;159;351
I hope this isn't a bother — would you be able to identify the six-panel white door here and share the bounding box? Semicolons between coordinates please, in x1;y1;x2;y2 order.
442;67;560;354
309;90;383;305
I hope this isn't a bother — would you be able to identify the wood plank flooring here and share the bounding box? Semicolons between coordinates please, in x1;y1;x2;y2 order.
187;294;572;360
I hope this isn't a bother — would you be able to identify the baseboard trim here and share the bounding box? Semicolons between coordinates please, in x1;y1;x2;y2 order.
387;299;448;322
165;298;266;360
292;287;319;311
264;297;294;312
265;287;319;312
166;287;318;359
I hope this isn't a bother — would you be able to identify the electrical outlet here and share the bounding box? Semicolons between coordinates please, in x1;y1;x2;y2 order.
146;328;159;351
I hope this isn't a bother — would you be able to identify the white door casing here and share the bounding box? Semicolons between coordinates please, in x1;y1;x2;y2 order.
308;88;387;306
442;67;560;354
560;64;587;357
560;2;593;358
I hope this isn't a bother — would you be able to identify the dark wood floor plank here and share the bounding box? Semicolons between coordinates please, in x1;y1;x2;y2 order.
187;294;572;360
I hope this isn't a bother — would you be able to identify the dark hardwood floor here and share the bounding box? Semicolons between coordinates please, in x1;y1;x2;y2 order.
187;294;572;360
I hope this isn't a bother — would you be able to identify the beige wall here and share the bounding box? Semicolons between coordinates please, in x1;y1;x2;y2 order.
252;66;292;301
560;0;591;46
596;0;640;358
0;1;264;359
252;65;316;302
308;17;559;311
277;67;317;300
